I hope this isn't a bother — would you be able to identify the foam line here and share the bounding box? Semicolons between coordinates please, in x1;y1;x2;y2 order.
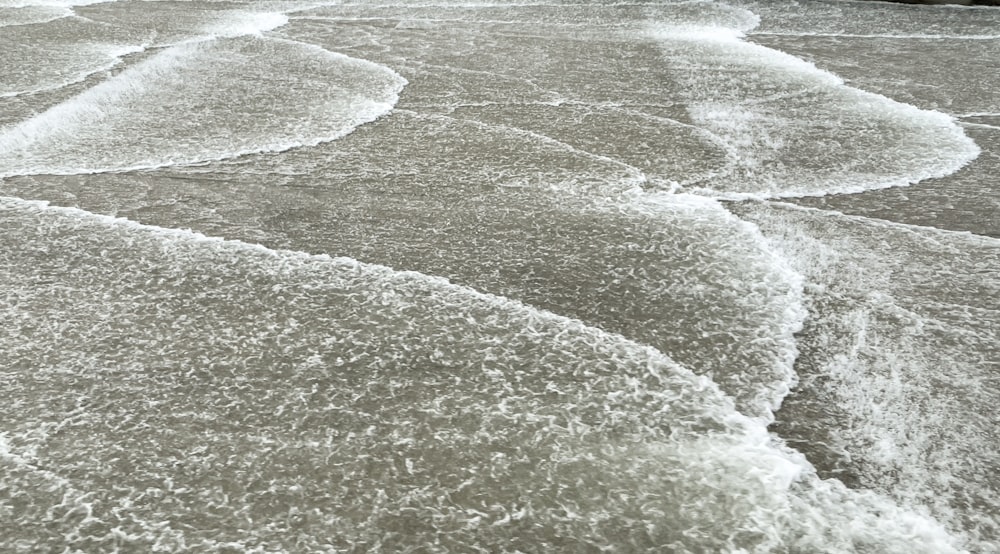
0;193;696;389
0;192;971;551
739;198;1000;548
752;31;1000;41
763;200;1000;246
648;21;980;199
0;0;105;7
837;0;996;9
199;10;288;38
0;44;145;99
632;192;807;418
957;112;1000;118
961;121;1000;131
396;109;649;193
0;36;406;179
0;5;70;27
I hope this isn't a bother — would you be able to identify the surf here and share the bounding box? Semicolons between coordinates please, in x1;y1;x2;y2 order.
0;33;405;179
645;13;979;200
0;194;966;552
1;0;996;551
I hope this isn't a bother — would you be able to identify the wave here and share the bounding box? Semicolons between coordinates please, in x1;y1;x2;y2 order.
0;7;293;100
0;0;105;8
1;0;991;550
739;0;1000;38
737;200;1000;550
285;0;763;46
0;14;148;99
0;194;967;552
0;43;143;100
81;97;804;427
0;4;70;27
198;11;288;39
646;19;980;200
0;34;405;178
624;191;806;420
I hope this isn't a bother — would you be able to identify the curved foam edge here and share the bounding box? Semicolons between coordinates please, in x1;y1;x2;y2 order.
627;191;808;420
0;4;71;26
645;18;981;200
752;31;1000;41
0;2;975;548
737;198;999;549
0;43;145;100
198;10;289;39
766;199;1000;245
0;35;407;179
0;193;969;551
0;194;696;367
684;87;981;201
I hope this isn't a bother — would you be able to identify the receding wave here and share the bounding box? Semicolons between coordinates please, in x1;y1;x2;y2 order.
0;196;965;552
0;35;404;178
2;0;995;551
0;16;144;99
646;22;980;199
737;201;1000;550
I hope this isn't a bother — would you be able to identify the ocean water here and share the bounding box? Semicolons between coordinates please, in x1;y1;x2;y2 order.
0;0;997;552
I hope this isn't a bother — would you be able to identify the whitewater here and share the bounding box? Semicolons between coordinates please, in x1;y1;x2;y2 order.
1;0;998;552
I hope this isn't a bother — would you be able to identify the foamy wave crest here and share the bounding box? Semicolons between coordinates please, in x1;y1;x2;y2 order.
647;19;979;199
625;191;806;421
0;4;69;26
198;11;289;39
738;201;1000;551
0;43;143;99
0;0;104;7
0;195;967;552
0;35;405;177
0;13;150;99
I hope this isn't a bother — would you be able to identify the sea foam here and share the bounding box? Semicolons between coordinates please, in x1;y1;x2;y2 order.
0;195;969;552
0;35;405;178
646;18;979;200
738;201;1000;550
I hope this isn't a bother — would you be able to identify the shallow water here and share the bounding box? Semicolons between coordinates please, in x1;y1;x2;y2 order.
1;0;998;552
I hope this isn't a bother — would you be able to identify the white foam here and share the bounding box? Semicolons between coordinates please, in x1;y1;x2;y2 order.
752;30;1000;41
0;43;145;99
199;11;289;38
649;24;748;44
0;36;405;178
0;4;69;26
740;201;1000;550
630;192;807;420
0;194;967;551
647;19;980;199
0;0;104;7
0;0;984;549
